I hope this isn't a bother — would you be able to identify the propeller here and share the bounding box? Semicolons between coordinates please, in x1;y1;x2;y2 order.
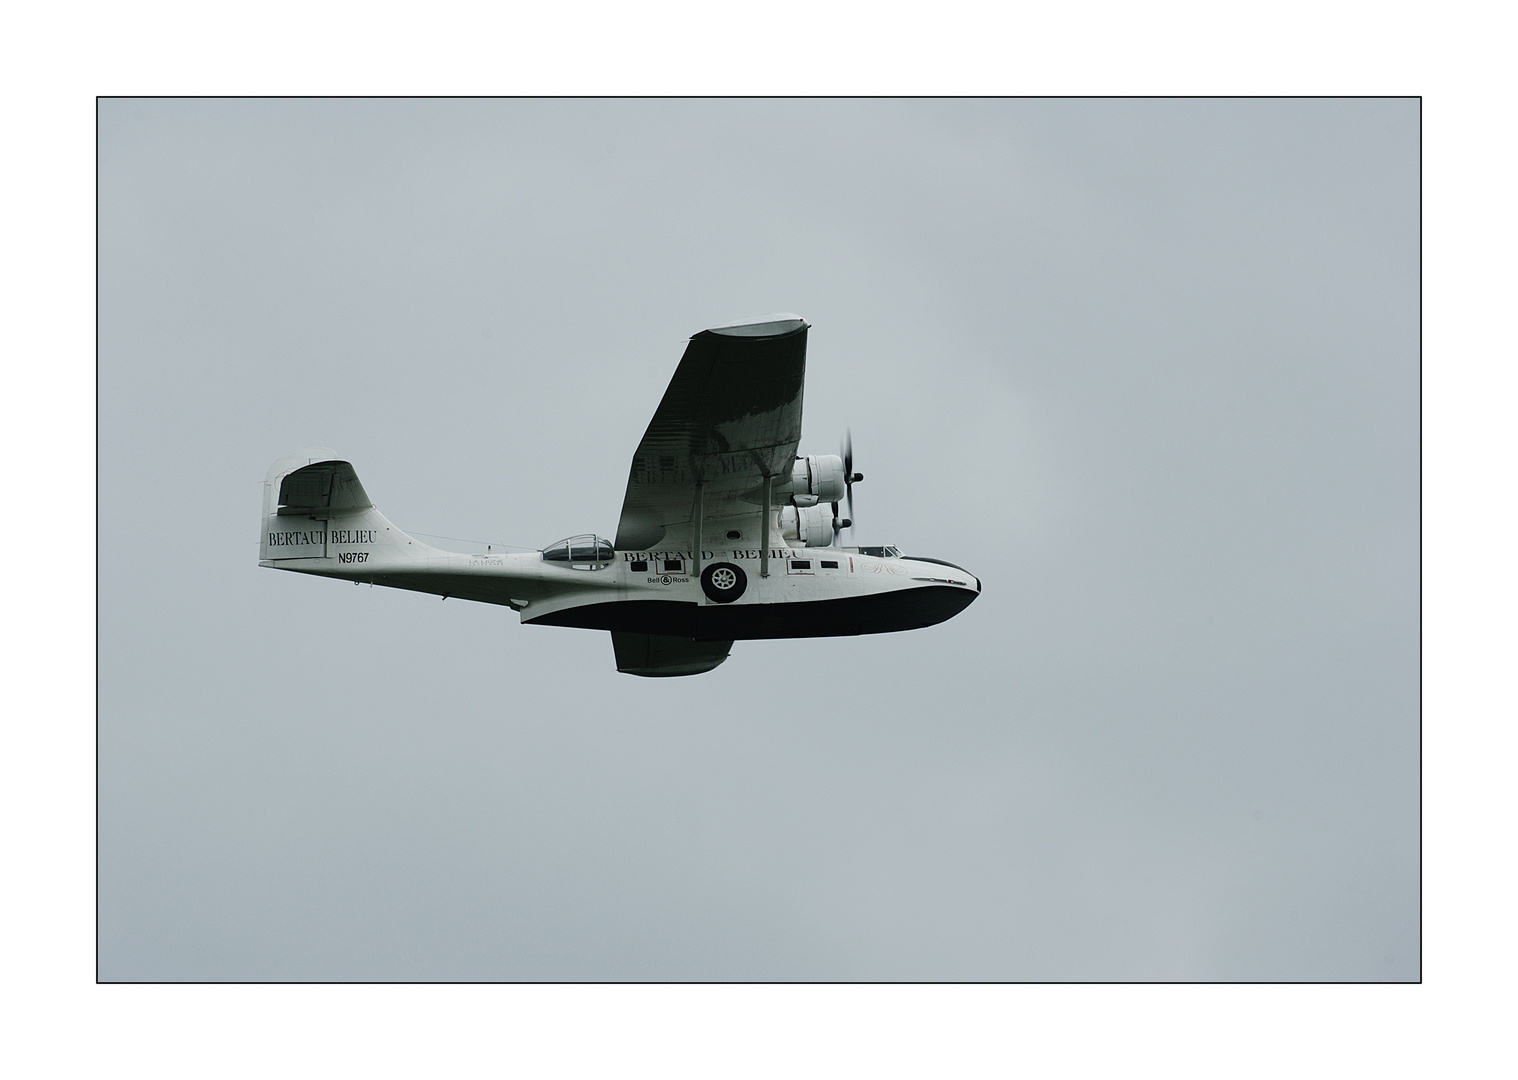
831;429;863;546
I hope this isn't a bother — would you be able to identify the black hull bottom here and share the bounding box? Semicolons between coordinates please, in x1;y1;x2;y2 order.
526;585;977;641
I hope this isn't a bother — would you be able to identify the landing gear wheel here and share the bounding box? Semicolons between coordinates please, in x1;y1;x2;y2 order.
700;562;747;603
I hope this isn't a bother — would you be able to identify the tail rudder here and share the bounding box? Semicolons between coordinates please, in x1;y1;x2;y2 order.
259;449;415;567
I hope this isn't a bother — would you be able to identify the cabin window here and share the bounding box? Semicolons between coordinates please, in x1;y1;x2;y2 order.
821;560;838;568
662;558;684;572
630;560;648;572
542;534;614;571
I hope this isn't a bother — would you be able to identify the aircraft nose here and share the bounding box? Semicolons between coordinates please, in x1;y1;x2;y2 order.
902;556;980;595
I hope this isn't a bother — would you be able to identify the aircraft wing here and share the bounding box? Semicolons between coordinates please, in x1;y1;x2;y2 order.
614;314;809;551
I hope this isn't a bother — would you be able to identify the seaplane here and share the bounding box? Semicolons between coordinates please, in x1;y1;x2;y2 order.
259;314;981;676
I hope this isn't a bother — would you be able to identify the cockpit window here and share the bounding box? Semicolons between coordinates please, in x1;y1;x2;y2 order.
856;545;901;558
542;534;614;570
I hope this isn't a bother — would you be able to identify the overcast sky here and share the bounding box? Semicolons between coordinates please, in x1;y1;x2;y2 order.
97;98;1418;981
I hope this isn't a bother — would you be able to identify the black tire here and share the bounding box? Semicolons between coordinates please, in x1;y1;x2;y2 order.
700;562;747;603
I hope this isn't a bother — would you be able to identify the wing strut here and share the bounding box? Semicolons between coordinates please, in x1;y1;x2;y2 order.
760;474;772;578
692;482;704;577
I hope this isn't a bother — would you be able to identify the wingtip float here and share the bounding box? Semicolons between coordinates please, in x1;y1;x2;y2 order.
259;315;980;676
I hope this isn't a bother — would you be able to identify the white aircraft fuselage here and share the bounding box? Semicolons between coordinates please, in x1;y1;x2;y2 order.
260;314;980;675
263;511;979;641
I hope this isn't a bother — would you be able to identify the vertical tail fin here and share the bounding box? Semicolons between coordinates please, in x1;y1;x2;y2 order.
259;449;412;566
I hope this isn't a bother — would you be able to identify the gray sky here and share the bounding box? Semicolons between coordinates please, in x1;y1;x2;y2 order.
97;98;1418;981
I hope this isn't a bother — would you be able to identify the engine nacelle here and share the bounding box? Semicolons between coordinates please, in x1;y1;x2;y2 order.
789;454;847;506
779;503;843;548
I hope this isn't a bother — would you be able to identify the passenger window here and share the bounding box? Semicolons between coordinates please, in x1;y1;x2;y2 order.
821;560;838;568
630;560;648;572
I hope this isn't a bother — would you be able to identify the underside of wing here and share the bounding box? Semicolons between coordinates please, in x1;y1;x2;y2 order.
611;632;733;677
614;314;808;551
